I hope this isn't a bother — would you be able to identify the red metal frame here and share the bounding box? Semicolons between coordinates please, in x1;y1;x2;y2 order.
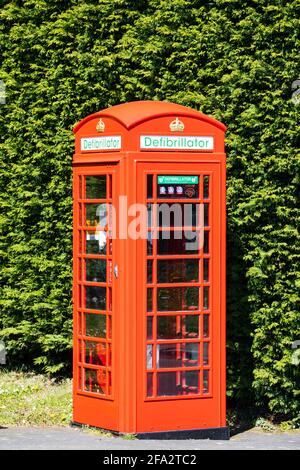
72;101;226;434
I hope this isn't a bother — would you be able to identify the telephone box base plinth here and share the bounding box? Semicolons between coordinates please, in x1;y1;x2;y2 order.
135;427;230;441
72;421;230;440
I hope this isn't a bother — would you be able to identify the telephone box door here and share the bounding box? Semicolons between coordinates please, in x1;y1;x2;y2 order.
73;163;120;430
136;161;226;432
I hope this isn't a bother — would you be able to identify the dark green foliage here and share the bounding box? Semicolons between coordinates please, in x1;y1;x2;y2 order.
0;0;299;420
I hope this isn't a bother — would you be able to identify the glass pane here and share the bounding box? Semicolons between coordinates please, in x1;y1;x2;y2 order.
181;371;199;394
108;174;112;199
204;231;209;254
157;287;199;311
147;288;153;312
85;176;106;199
85;286;106;310
85;203;107;227
107;342;112;366
157;230;199;255
157;316;177;339
79;176;83;199
147;174;153;199
157;371;199;396
157;344;182;368
84;368;106;394
203;259;209;282
79;204;83;226
78;367;83;390
203;176;209;199
108;287;112;311
203;370;209;393
147;316;153;339
84;341;107;366
203;342;209;365
183;343;199;367
147;373;153;397
107;315;112;339
147;344;153;369
204;203;209;227
147;232;153;255
86;231;107;254
157;203;198;227
157;343;199;368
147;203;153;227
108;260;112;284
157;315;199;339
85;314;106;338
147;260;153;283
203;314;209;338
78;340;82;362
203;286;209;310
86;259;106;282
184;315;199;338
108;371;112;395
157;372;178;396
157;259;199;283
108;231;112;255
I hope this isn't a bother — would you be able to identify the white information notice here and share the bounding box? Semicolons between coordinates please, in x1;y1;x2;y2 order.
140;135;214;150
81;136;122;151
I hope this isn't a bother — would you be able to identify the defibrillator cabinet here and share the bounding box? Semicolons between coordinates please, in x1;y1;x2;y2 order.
72;101;228;439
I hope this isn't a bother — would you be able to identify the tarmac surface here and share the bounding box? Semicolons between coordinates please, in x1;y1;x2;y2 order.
0;426;299;450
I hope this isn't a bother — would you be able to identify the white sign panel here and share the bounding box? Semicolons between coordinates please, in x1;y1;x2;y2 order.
140;135;214;151
81;136;122;151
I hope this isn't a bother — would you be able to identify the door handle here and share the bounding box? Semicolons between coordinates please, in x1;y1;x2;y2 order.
114;264;119;279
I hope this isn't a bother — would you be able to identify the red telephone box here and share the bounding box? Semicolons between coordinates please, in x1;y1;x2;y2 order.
72;101;228;439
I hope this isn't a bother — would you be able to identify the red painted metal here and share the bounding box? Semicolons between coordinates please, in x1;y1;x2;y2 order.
72;101;227;434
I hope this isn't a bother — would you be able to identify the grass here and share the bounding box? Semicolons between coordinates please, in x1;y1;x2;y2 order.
0;370;113;436
0;369;72;427
121;433;137;440
79;425;113;438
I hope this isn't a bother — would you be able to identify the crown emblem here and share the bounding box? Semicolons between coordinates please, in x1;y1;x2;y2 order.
96;118;105;132
169;117;184;132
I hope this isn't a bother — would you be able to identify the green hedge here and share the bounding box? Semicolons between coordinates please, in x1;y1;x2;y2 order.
0;0;299;421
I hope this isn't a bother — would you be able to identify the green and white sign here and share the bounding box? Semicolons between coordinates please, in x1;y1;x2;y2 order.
140;135;214;150
81;136;122;151
158;175;199;185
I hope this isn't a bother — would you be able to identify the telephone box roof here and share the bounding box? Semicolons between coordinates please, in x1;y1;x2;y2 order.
73;100;227;133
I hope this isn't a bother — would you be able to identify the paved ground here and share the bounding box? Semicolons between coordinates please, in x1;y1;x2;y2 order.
0;426;299;450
